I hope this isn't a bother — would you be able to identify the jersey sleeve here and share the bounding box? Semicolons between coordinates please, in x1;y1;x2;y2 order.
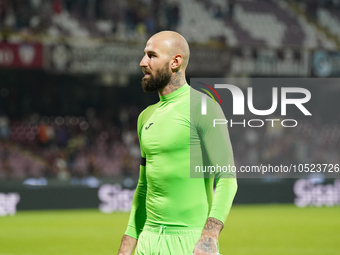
194;97;238;224
124;112;147;239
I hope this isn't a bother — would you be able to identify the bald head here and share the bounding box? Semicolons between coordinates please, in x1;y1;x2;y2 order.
147;31;190;71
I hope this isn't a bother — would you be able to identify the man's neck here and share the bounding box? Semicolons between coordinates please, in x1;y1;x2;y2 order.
159;70;186;97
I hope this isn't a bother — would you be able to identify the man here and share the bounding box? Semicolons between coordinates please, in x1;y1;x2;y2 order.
118;31;237;255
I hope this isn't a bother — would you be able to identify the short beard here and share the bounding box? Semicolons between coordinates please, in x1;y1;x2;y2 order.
141;63;172;93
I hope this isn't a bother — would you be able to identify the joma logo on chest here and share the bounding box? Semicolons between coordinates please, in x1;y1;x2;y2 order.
145;123;153;130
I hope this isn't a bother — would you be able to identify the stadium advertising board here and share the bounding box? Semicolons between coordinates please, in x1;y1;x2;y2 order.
230;47;310;76
0;43;44;69
98;184;134;213
45;43;315;76
0;192;20;216
46;43;144;74
1;179;339;214
45;43;227;75
294;179;340;207
186;47;229;75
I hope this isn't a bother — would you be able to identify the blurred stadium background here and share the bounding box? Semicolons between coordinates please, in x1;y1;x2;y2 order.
0;0;340;254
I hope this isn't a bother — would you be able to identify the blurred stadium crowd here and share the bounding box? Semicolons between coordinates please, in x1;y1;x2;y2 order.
0;0;340;182
0;107;141;181
0;0;180;40
231;116;340;177
1;81;339;180
1;110;339;181
1;0;340;47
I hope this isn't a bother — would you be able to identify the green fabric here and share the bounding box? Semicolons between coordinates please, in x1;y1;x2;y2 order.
135;225;202;255
125;83;237;241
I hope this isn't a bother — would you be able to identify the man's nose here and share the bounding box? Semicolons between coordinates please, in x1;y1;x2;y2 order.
140;55;148;67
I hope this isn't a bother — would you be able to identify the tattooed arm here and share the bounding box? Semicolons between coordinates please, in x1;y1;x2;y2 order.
117;235;137;255
193;217;224;255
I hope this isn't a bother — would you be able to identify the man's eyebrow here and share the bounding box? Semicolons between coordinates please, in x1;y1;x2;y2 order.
144;50;158;55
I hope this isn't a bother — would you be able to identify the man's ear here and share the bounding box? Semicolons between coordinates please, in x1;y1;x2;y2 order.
171;54;183;71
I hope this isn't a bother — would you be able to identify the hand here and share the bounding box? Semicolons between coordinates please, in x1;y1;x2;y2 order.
193;235;218;255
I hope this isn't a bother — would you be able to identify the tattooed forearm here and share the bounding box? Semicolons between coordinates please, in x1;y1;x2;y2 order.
195;237;217;254
168;71;185;92
202;217;224;239
194;218;223;254
118;235;137;255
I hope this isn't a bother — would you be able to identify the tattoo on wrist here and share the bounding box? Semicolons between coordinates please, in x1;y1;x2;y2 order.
196;237;217;254
203;217;224;238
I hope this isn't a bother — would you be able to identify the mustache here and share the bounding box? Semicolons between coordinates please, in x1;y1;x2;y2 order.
142;67;151;74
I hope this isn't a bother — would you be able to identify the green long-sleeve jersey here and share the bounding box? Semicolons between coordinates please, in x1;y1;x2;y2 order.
125;83;237;239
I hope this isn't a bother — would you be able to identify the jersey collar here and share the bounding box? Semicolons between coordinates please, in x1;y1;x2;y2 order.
159;83;189;101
